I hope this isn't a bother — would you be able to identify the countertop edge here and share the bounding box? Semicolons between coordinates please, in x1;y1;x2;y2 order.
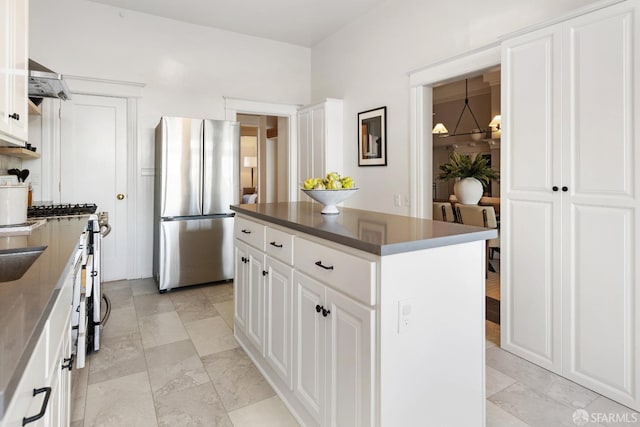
231;204;497;255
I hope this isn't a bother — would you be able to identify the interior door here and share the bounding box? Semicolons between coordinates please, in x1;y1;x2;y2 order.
60;94;127;281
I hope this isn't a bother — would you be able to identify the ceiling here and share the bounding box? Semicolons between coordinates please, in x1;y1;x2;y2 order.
86;0;388;47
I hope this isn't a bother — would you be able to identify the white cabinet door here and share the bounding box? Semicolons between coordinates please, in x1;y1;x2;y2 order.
246;245;266;354
293;271;326;426
297;99;343;194
501;23;563;373
265;256;293;390
325;288;374;427
234;241;249;332
503;0;640;411
0;0;28;145
560;2;640;409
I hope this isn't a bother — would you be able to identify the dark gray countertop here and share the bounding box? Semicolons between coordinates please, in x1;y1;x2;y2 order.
0;218;87;417
230;202;497;255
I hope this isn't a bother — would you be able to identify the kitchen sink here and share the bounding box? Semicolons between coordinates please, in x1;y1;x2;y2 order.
0;246;47;282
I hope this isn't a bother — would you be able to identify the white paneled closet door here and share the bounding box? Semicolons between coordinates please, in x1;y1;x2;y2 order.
560;1;640;410
501;25;563;374
503;0;640;411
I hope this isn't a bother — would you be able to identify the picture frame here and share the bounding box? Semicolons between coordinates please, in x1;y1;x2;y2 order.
358;106;387;166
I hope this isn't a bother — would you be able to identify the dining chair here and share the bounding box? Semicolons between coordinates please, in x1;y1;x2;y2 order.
432;202;456;223
455;204;500;275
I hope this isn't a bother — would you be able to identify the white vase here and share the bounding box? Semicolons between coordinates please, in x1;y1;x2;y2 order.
454;177;483;204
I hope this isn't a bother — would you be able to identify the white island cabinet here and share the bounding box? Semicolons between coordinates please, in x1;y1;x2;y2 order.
231;202;496;427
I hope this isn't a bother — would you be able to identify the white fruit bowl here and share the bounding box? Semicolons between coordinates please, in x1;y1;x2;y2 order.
302;188;358;214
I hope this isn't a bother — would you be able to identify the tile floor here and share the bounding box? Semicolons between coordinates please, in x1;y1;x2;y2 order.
71;278;638;427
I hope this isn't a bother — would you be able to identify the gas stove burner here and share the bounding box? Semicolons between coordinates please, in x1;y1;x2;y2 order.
27;203;98;218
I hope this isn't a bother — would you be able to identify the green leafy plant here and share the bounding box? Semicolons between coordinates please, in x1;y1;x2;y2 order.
437;152;499;188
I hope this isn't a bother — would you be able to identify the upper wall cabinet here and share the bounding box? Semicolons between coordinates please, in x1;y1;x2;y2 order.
0;0;28;146
297;99;343;197
501;0;640;411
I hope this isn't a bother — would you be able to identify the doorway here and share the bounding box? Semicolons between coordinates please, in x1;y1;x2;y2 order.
408;44;502;344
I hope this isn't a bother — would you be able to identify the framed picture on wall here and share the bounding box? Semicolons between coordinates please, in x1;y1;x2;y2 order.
358;106;387;166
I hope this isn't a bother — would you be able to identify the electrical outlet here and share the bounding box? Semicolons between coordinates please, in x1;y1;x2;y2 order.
398;299;412;333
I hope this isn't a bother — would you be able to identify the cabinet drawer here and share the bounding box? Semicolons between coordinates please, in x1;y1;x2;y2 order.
235;216;266;250
294;237;375;305
265;227;294;265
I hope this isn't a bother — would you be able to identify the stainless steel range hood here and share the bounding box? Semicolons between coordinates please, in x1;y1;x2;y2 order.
28;59;71;101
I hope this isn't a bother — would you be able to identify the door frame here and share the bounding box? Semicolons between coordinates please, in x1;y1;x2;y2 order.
224;97;300;201
407;44;501;219
60;75;144;279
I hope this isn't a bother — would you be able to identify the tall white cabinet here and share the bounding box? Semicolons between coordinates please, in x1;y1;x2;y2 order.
0;0;28;146
297;99;343;195
502;0;640;410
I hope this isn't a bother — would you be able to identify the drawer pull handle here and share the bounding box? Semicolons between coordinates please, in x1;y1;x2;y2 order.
262;270;268;276
62;354;74;371
22;387;52;425
316;304;322;313
269;241;283;248
315;261;334;270
322;308;331;317
241;256;249;263
241;229;251;234
8;112;20;120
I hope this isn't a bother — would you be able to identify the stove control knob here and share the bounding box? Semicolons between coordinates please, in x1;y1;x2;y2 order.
116;193;125;200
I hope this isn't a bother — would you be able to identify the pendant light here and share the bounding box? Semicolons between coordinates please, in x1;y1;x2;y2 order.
432;79;485;138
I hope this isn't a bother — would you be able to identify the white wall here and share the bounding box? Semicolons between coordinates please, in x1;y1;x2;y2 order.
311;0;599;214
29;0;310;278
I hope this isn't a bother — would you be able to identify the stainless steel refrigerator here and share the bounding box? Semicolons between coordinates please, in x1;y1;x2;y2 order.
153;117;240;292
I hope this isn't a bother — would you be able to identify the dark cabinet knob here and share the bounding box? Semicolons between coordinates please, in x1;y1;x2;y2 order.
8;113;19;120
562;186;568;192
316;304;322;313
262;270;268;276
322;308;331;317
62;355;74;371
552;186;559;191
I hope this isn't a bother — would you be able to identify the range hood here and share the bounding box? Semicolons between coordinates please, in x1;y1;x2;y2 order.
28;59;71;101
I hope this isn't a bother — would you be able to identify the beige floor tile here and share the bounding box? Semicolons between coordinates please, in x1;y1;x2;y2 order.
84;371;157;427
70;420;84;427
228;396;299;427
103;286;134;311
183;316;238;357
486;365;517;397
130;277;159;296
101;306;139;339
585;396;639;427
486;400;530;427
489;382;577;427
213;300;234;329
138;311;189;349
169;288;220;323
202;347;275;412
486;347;559;392
145;339;210;398
88;331;146;385
154;383;233;427
202;282;234;303
546;377;599;409
133;292;175;318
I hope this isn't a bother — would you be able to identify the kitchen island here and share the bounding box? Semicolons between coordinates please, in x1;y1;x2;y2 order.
230;202;497;427
0;218;87;425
